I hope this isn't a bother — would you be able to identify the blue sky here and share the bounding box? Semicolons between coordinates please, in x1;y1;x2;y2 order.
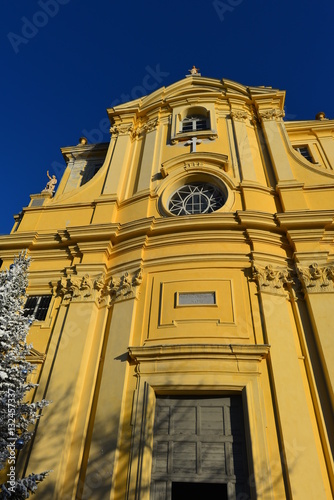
1;0;334;234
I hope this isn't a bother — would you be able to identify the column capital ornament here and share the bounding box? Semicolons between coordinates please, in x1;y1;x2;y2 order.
132;118;159;138
297;262;334;293
258;109;285;121
252;264;293;294
110;123;134;136
51;273;105;304
52;268;143;305
108;268;143;303
230;110;248;122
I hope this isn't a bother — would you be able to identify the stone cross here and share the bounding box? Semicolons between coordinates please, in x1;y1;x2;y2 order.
185;136;202;153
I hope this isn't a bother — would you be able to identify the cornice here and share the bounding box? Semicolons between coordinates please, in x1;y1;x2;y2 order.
284;120;334;132
24;200;96;213
142;253;251;269
60;142;109;162
250;252;290;268
150;213;240;235
63;223;119;242
246;228;288;248
115;217;154;243
145;230;246;251
0;232;38;250
237;211;278;230
128;344;270;364
276;211;334;229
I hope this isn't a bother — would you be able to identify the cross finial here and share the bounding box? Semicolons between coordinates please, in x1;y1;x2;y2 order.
185;136;202;153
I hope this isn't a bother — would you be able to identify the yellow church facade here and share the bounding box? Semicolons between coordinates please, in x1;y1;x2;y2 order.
1;73;334;499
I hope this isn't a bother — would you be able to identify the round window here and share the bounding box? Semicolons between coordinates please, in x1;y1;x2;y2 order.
168;182;226;216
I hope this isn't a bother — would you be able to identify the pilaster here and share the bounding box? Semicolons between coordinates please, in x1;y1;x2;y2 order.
103;123;134;197
134;118;160;193
252;262;328;499
26;269;111;499
297;262;334;410
230;109;258;182
82;268;143;500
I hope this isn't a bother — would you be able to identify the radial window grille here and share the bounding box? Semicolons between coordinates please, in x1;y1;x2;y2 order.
168;183;225;216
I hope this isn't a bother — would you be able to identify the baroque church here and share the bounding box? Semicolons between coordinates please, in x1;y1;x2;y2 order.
1;69;334;499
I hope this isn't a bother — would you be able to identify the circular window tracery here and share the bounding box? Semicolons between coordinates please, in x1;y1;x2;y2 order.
168;183;226;216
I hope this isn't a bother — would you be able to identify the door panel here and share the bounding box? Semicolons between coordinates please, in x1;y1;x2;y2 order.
151;396;249;500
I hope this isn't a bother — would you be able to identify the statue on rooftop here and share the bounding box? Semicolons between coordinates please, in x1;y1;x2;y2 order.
43;171;57;194
188;65;200;76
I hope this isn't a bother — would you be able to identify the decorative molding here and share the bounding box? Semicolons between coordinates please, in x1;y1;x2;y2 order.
297;262;334;293
52;273;99;304
128;344;270;374
183;161;204;171
132;118;159;138
108;269;143;302
52;268;143;305
252;263;293;293
230;110;248;122
110;123;134;136
258;109;285;121
160;152;230;178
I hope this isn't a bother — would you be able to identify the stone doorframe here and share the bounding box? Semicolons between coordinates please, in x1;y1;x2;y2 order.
126;344;273;500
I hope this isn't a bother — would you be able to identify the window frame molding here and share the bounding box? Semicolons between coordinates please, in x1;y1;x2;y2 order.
157;155;235;217
292;144;317;164
24;294;52;322
170;104;218;144
24;289;55;329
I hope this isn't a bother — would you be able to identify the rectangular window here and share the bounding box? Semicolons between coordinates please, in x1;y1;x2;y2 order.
24;295;52;321
294;146;314;163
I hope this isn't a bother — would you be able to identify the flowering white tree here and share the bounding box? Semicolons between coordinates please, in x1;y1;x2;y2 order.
0;253;50;498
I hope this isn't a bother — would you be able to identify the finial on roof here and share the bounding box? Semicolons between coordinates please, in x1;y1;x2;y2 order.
186;65;201;77
79;137;88;145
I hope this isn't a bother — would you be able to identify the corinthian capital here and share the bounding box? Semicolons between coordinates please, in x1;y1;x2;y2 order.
258;109;285;121
252;263;293;293
110;123;134;136
230;110;248;122
297;262;334;293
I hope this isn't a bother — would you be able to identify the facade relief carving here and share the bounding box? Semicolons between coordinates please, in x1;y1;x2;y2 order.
108;269;143;302
52;268;143;305
183;161;204;171
230;110;248;122
297;263;334;293
252;264;293;294
110;123;134;136
258;109;285;121
131;118;159;138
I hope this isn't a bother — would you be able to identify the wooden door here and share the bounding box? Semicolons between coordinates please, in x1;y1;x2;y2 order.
150;396;249;500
